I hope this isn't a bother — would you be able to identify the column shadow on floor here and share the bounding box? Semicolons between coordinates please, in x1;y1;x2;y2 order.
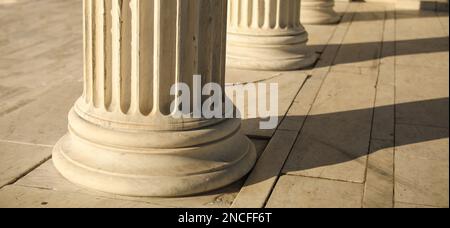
342;9;449;22
309;36;449;66
241;97;449;187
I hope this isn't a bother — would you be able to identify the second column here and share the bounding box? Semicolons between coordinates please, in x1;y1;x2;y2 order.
227;0;317;71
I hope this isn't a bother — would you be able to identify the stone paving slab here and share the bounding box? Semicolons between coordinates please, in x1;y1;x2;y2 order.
395;201;442;208
330;3;385;76
395;10;449;69
10;160;242;208
0;142;51;188
266;175;364;208
282;70;377;183
0;0;448;208
4;139;268;208
0;81;82;145
395;65;449;128
437;12;449;35
232;130;299;208
226;70;309;138
363;140;395;208
0;185;164;208
395;124;449;207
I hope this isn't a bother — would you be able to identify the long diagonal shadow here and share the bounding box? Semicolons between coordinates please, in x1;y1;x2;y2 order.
344;9;449;22
309;36;449;67
241;97;449;186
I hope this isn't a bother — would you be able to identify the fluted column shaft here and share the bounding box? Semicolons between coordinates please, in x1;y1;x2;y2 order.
301;0;340;25
80;0;228;128
227;0;317;71
53;0;256;197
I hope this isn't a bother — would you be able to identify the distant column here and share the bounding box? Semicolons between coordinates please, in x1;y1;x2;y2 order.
227;0;317;71
53;0;256;197
301;0;341;25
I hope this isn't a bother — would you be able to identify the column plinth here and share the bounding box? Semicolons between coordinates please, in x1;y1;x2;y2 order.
53;0;256;197
301;0;340;25
227;0;317;71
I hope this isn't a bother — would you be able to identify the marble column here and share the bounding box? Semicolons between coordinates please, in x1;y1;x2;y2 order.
301;0;340;24
53;0;256;197
227;0;317;71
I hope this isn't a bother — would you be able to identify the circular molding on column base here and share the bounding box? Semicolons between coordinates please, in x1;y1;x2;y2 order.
52;109;257;197
301;13;341;25
227;53;319;71
301;0;341;25
226;32;318;71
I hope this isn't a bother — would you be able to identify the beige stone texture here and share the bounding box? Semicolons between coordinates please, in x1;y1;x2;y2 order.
301;0;341;25
266;175;364;208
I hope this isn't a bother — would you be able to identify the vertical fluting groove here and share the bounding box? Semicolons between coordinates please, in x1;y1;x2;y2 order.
296;0;301;27
85;0;93;104
219;0;227;90
194;0;200;76
93;0;106;109
282;0;289;28
275;0;281;29
294;0;299;28
192;0;201;114
258;0;264;28
92;0;104;108
293;0;301;28
152;0;161;114
262;0;269;28
287;0;293;28
110;0;122;112
196;0;213;105
177;0;198;113
104;0;113;109
120;0;132;113
250;0;260;28
247;0;253;28
83;0;88;102
228;0;232;28
231;0;239;27
173;0;182;111
239;0;248;27
139;0;154;115
129;0;140;114
267;0;277;29
158;0;177;115
292;0;299;27
91;0;97;105
211;0;223;86
206;0;214;86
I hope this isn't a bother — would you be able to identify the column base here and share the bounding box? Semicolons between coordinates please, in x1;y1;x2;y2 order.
226;31;318;71
301;0;342;25
53;109;256;197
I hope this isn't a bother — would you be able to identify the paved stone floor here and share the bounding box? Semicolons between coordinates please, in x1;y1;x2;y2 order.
0;0;448;208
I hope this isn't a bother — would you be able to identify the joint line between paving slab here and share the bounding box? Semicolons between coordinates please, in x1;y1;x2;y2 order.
2;155;52;189
436;11;449;36
5;184;173;208
395;122;450;130
393;7;399;208
394;200;444;208
284;173;365;185
272;74;312;131
0;139;53;148
261;7;359;208
362;6;389;208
